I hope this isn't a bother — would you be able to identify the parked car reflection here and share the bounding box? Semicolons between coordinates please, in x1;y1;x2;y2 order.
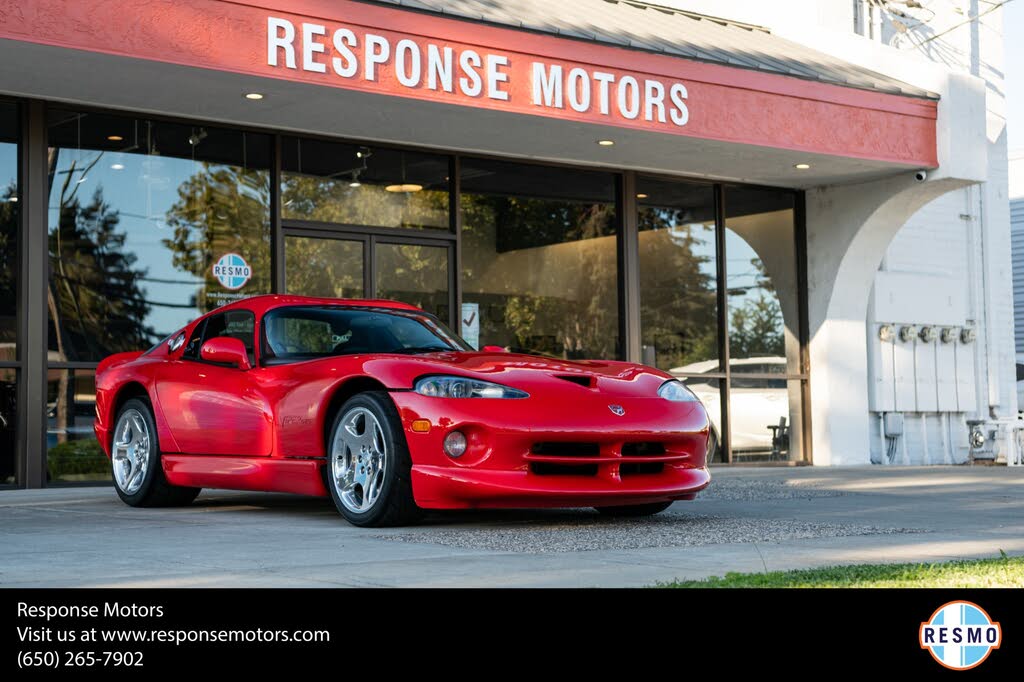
671;357;790;459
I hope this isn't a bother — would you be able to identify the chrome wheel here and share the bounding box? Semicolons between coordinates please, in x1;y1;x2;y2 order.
112;408;151;495
331;407;387;514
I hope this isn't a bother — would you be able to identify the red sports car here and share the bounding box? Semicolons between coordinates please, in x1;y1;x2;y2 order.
94;295;712;526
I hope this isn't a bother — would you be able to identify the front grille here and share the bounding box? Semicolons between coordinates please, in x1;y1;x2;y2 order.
621;442;666;456
530;462;599;476
531;442;600;457
620;462;665;476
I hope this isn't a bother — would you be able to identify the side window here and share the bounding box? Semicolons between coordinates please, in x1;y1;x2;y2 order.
201;310;256;366
182;320;207;360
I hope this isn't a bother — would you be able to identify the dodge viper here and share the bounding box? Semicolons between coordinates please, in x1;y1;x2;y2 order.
94;295;712;526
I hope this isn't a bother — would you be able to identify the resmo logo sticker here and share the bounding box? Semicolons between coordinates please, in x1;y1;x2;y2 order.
919;600;1001;670
212;253;252;290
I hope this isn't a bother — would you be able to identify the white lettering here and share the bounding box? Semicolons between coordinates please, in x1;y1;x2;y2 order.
486;54;510;101
532;63;563;108
567;67;591;112
302;23;327;73
395;39;422;87
592;71;614;115
427;45;454;92
267;17;296;69
332;28;358;77
617;76;640;119
364;34;390;81
669;82;689;126
644;79;666;122
459;50;483;96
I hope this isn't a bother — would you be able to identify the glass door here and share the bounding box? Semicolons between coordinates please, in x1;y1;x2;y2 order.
283;230;454;327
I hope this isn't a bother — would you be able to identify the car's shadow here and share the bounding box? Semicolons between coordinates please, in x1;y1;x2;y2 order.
188;490;687;527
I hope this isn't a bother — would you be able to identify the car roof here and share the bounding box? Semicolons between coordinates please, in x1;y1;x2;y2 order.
207;295;423;318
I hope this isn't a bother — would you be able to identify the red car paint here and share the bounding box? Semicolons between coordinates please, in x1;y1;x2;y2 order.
94;295;711;508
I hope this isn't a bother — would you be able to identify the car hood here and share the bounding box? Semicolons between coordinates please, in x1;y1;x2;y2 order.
317;351;676;398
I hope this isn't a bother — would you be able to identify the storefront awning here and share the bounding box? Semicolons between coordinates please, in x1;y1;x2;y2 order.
0;0;939;186
374;0;935;99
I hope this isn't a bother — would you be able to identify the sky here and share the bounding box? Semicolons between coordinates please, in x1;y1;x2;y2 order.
1006;0;1023;197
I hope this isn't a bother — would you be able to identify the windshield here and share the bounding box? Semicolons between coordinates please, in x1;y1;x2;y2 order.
262;306;470;362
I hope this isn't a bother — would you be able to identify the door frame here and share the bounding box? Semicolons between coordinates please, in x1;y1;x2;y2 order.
280;220;458;330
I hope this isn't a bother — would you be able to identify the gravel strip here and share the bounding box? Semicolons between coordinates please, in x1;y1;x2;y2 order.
698;477;848;501
373;515;920;553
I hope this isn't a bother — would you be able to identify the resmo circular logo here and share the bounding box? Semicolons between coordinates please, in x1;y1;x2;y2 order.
212;253;252;290
919;600;1001;670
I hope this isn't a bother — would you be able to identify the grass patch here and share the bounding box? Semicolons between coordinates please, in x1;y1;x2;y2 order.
658;553;1024;588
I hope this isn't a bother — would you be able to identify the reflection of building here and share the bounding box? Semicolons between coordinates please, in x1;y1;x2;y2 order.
0;0;1018;487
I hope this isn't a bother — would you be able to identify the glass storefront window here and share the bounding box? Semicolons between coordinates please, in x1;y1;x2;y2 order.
46;369;108;483
636;176;718;373
724;185;800;375
729;377;804;463
461;158;619;358
46;109;272;363
281;137;449;230
0;103;17;362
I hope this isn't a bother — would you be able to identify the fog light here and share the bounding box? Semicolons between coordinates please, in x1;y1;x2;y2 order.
443;431;467;458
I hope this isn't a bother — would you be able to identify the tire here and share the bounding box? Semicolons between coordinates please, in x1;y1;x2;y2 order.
111;398;201;507
325;392;421;527
594;501;673;517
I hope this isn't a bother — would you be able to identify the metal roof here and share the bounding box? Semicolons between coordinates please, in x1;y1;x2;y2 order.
363;0;936;99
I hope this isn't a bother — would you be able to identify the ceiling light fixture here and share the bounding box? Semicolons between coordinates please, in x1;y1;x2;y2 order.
636;193;648;199
597;139;615;146
385;183;423;193
794;163;811;169
107;135;124;142
111;163;125;170
244;92;264;100
7;196;17;203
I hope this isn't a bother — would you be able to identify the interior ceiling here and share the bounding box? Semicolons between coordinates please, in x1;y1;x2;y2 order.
0;40;920;189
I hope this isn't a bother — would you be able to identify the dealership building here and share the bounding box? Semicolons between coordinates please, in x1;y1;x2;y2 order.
0;0;1017;488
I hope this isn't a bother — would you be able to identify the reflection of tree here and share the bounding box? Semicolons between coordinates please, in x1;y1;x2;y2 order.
0;180;16;349
728;293;784;358
164;165;271;310
49;156;153;360
283;175;447;229
638;208;717;370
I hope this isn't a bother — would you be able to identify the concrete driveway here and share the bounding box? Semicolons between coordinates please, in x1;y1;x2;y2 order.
2;466;1023;587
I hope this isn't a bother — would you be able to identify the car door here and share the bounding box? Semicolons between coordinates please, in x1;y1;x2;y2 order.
155;309;273;456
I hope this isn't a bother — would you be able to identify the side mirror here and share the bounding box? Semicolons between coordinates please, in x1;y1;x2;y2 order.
482;345;508;353
200;337;251;370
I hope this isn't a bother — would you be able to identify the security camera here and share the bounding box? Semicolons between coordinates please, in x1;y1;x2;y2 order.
914;170;927;182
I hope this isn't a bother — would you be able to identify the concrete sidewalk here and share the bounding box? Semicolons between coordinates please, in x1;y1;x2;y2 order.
2;466;1023;587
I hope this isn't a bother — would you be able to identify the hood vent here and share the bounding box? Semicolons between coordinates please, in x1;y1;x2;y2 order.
554;374;594;388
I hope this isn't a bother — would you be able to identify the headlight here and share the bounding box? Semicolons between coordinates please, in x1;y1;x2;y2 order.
658;380;698;402
414;375;529;399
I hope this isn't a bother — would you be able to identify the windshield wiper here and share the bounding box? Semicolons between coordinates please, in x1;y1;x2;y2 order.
391;346;456;355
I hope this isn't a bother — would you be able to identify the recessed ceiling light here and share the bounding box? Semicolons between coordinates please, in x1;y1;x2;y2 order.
597;139;615;146
636;193;648;199
385;183;423;192
7;196;17;202
244;92;264;100
349;181;362;188
110;163;124;170
107;135;123;142
794;163;811;169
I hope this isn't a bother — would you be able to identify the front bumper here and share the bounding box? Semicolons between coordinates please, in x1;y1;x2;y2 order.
391;391;712;509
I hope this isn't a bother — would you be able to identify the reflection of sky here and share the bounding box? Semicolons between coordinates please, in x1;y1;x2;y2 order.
724;228;765;308
48;148;209;337
665;220;716;283
0;143;16;198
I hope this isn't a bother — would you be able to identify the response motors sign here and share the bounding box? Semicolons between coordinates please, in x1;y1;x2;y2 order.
266;16;690;129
